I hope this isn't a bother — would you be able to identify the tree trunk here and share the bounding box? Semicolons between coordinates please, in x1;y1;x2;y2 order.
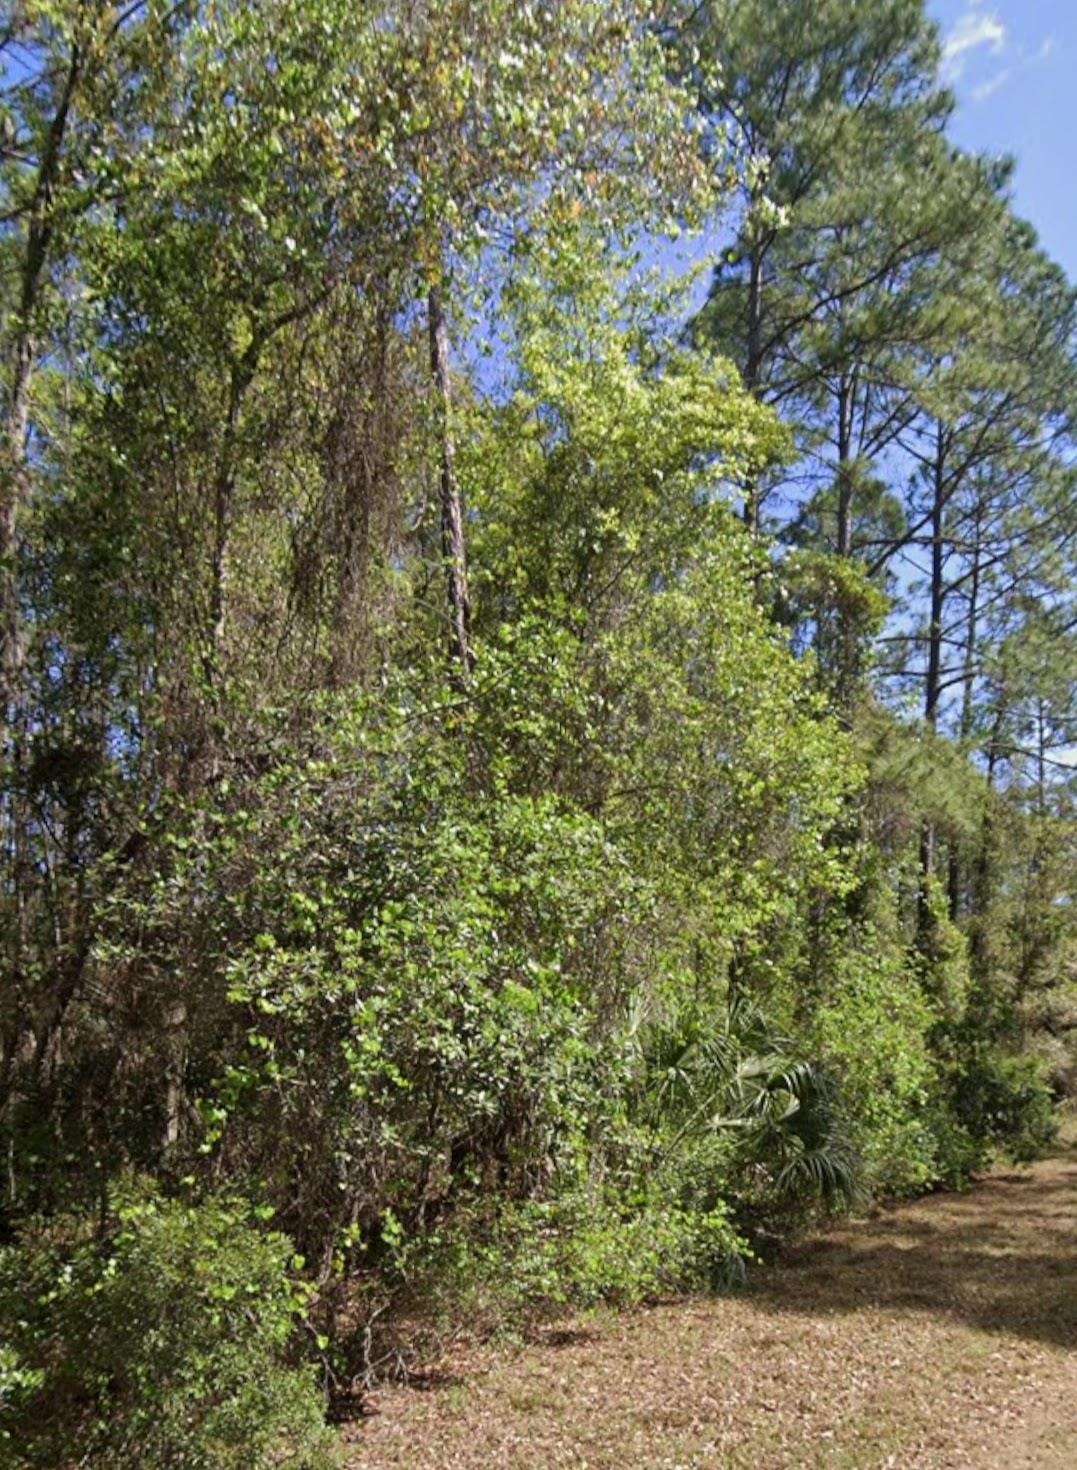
949;495;983;919
957;504;982;747
0;330;33;733
163;996;188;1156
0;43;81;1161
206;366;250;687
923;421;947;729
836;374;854;559
427;285;473;676
834;371;857;706
742;243;764;536
919;421;947;937
969;703;1005;983
1;43;80;749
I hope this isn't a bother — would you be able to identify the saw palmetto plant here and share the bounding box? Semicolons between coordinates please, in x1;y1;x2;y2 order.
630;995;865;1216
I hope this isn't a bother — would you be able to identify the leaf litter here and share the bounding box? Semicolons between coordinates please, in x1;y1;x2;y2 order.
345;1144;1076;1469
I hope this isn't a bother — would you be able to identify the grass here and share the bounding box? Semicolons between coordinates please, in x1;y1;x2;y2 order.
343;1138;1077;1469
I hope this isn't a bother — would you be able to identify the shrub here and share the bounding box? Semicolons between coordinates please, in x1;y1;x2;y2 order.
947;1047;1057;1165
494;1191;748;1308
811;932;944;1196
339;1185;748;1379
0;1184;339;1470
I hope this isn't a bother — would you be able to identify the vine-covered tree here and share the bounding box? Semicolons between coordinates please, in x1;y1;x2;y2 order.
0;2;1072;1463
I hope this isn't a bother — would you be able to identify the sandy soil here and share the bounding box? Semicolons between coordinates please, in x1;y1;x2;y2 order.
343;1143;1077;1469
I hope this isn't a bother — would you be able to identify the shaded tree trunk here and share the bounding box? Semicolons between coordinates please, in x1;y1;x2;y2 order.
1;42;80;748
206;363;253;689
836;374;854;560
0;42;81;1161
834;369;858;707
924;421;948;729
949;495;984;919
742;242;764;536
427;285;473;676
969;702;1005;982
918;420;948;937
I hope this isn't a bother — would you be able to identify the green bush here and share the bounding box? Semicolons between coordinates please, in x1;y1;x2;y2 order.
495;1192;748;1308
948;1047;1057;1165
627;997;865;1241
0;1185;339;1470
346;1185;748;1373
811;931;944;1196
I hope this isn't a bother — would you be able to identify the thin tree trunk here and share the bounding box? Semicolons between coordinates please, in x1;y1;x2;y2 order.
919;421;947;936
0;330;32;732
834;371;857;705
0;42;81;1161
427;285;473;676
949;496;983;919
0;42;80;748
924;421;947;729
836;374;854;559
163;996;188;1155
969;702;1005;983
206;368;249;686
742;243;763;536
957;510;982;747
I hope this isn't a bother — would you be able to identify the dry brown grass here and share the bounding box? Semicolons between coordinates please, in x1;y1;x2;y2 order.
343;1141;1077;1469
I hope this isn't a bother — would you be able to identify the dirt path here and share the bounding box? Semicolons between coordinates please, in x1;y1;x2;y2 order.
344;1146;1077;1469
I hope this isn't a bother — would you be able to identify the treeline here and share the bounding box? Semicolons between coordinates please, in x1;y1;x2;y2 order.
0;2;1073;1465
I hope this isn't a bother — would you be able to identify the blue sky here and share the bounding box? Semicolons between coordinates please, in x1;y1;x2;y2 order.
929;1;1076;274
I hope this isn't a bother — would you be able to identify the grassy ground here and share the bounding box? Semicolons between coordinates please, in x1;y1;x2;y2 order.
344;1140;1077;1469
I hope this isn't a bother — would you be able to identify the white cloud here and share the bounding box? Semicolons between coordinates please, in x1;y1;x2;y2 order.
971;67;1012;103
943;9;1006;81
965;30;1058;106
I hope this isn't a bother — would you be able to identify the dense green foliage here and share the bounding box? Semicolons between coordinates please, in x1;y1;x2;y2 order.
0;0;1073;1458
0;1186;338;1468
